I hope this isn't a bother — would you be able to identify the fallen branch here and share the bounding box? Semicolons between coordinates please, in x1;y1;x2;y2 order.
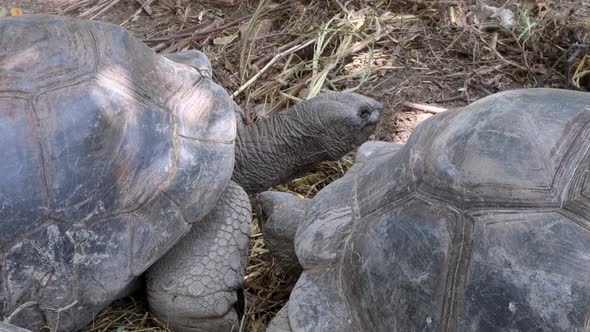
135;0;152;15
143;4;291;43
487;33;528;72
252;37;305;70
121;0;155;26
403;0;461;5
90;0;121;20
76;0;110;18
61;0;92;14
231;38;317;99
403;101;448;113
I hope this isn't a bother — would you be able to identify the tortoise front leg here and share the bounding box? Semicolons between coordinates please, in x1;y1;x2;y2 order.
256;192;310;275
146;181;251;332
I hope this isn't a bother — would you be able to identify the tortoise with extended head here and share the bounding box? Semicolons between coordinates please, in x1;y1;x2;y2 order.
259;88;590;331
0;15;382;331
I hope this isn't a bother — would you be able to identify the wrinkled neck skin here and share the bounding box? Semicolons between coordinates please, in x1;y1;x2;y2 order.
233;103;333;193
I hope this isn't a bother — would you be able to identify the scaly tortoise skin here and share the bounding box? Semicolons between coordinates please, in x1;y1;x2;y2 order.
259;88;590;332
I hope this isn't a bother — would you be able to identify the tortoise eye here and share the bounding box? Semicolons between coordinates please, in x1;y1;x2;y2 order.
359;107;372;119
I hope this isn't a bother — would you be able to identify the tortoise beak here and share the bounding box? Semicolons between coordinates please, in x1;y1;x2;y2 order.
368;103;383;126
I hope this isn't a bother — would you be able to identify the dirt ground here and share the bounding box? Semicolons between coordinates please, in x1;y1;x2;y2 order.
2;0;589;331
5;0;588;145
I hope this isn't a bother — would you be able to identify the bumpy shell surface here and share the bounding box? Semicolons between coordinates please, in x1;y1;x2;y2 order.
0;15;236;330
289;89;590;331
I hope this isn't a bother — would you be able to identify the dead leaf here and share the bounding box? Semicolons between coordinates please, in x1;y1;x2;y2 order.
522;0;537;11
224;57;238;72
254;19;273;38
294;2;306;15
253;103;272;119
10;7;23;16
214;35;237;45
477;3;515;29
241;18;274;40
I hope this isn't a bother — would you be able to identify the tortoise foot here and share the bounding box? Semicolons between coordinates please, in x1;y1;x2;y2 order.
146;181;251;332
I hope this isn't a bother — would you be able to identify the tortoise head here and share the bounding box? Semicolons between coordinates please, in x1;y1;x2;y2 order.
233;91;383;193
299;92;383;159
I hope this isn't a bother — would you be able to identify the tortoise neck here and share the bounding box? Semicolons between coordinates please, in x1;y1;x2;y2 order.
233;105;330;193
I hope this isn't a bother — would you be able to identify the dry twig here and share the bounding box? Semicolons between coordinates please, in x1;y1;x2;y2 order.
143;4;291;43
402;101;449;113
231;38;317;99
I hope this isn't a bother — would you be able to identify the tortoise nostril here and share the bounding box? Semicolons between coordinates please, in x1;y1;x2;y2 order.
359;107;372;119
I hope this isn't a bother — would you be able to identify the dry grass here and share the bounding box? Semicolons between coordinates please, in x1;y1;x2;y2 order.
241;153;356;331
10;0;586;331
240;223;295;331
80;297;170;332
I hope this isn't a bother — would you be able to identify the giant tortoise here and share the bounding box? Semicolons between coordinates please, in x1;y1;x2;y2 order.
258;88;590;331
0;15;382;331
